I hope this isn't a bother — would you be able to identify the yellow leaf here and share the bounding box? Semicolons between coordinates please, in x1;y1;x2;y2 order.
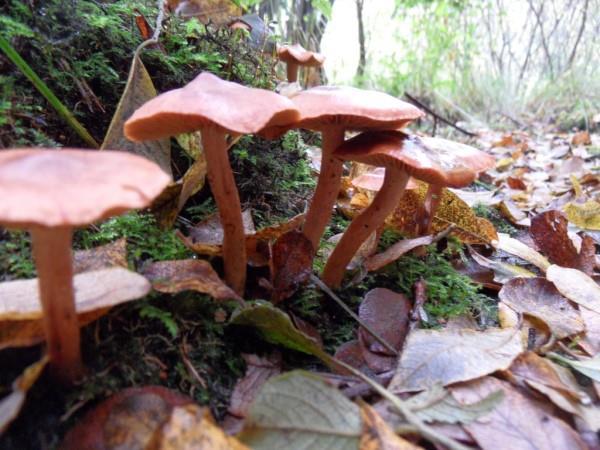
564;200;600;230
360;402;423;450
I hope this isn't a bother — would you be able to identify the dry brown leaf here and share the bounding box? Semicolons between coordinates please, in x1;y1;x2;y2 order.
546;265;600;314
73;238;128;274
498;278;584;339
271;230;314;303
360;402;423;450
451;377;588;450
0;356;48;434
572;131;592;146
62;386;194;450
494;233;551;271
0;268;150;320
154;404;249;450
166;0;242;24
334;340;368;371
580;306;600;354
507;176;527;190
389;327;523;393
142;259;242;302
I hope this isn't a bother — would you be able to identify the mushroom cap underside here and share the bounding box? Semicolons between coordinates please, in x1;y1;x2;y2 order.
277;43;325;66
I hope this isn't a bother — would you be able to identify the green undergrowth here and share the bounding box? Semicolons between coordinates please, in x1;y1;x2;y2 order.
473;203;518;236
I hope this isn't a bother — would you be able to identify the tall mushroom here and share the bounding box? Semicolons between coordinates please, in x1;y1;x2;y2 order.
277;43;325;83
264;86;424;251
0;148;171;382
124;72;299;295
322;131;491;288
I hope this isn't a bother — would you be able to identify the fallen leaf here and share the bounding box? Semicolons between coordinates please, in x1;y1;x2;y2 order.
0;268;150;320
365;235;437;272
334;340;368;371
73;238;128;274
360;402;423;450
62;386;194;450
572;131;592;146
142;259;241;302
101;55;171;176
389;327;523;393
507;176;527;190
271;231;314;303
167;0;241;24
451;377;587;450
546;265;600;314
470;248;537;284
551;353;600;383
155;404;249;450
228;353;282;418
564;200;600;230
0;356;48;434
496;200;529;226
238;371;361;449
494;232;551;271
498;278;584;339
579;306;600;354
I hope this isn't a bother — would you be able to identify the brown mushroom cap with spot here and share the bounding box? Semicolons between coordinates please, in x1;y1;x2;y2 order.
263;86;424;252
321;130;492;288
0;148;171;382
277;43;325;83
125;72;300;295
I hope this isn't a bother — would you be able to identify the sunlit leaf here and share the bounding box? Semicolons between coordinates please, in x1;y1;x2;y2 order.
546;265;600;314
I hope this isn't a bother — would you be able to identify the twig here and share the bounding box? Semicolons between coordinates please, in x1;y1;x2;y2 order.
333;358;471;450
404;93;477;138
152;0;166;42
310;274;398;356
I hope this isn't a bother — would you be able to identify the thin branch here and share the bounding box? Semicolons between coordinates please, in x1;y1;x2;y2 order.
566;0;589;70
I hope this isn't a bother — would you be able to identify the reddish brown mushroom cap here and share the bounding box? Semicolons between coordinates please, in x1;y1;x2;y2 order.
0;149;171;228
334;131;494;188
124;72;300;141
277;43;325;67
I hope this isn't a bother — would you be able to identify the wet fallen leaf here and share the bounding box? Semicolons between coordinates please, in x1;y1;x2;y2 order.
546;265;600;314
0;268;150;320
564;200;600;230
271;231;314;303
451;377;587;450
142;259;242;302
62;386;194;450
101;55;171;176
389;327;523;393
469;247;536;284
73;238;128;274
494;232;551;271
154;404;249;450
360;402;423;450
238;371;361;450
0;356;48;434
498;278;584;339
366;235;437;272
334;340;368;371
167;0;241;24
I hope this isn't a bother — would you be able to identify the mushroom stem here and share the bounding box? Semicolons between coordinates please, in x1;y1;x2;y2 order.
323;167;410;288
201;127;247;295
286;61;299;82
302;127;345;250
30;226;82;383
422;184;443;234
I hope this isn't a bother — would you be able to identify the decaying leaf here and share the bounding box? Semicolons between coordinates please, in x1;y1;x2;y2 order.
73;238;128;274
167;0;242;24
154;404;249;450
334;340;368;371
61;386;195;450
0;268;150;320
579;305;600;354
498;278;584;339
551;353;600;383
389;327;523;393
142;259;242;303
101;55;171;176
238;371;361;450
360;402;423;450
546;265;600;314
0;356;48;434
451;377;587;450
366;235;437;272
470;247;537;283
494;233;551;271
564;200;600;230
271;231;314;303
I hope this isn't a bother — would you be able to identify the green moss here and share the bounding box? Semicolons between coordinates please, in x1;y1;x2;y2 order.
0;230;35;280
473;203;518;236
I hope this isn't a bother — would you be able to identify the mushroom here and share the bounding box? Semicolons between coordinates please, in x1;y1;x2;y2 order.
321;131;492;288
276;43;325;83
0;148;171;382
124;72;299;295
263;86;424;251
415;136;495;234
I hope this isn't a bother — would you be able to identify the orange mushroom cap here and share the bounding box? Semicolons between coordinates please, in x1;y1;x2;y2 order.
124;72;300;141
0;149;171;228
277;43;325;67
334;131;494;188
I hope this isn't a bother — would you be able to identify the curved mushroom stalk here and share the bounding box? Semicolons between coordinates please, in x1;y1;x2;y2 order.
322;168;410;288
286;61;299;83
418;184;443;235
302;127;345;250
201;127;247;295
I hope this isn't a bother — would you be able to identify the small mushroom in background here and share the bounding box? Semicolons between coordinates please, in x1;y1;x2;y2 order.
228;14;276;53
263;86;424;253
0;148;171;383
321;131;492;288
124;71;300;296
276;43;325;84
